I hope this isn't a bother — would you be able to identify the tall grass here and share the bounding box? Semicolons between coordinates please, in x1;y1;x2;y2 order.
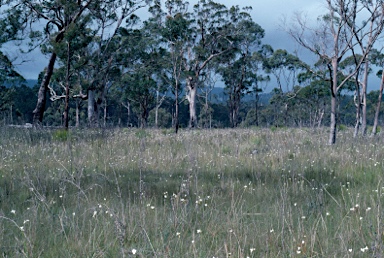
0;126;383;257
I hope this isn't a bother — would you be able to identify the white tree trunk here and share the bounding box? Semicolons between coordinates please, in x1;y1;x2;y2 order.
75;100;80;128
186;78;198;128
361;61;369;136
88;89;98;127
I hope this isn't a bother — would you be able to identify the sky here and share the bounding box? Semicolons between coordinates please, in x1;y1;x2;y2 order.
4;0;326;82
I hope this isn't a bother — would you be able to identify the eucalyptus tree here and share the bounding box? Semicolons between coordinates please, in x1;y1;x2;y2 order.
262;48;307;126
264;49;306;92
84;1;153;127
339;54;366;137
113;25;167;128
217;6;265;127
370;49;384;136
288;0;384;144
0;51;24;124
296;59;331;128
198;66;218;129
1;0;152;127
0;51;23;85
183;0;239;128
46;18;94;129
2;0;95;125
145;0;260;130
247;45;272;127
146;0;191;132
120;73;156;128
344;0;384;136
0;1;25;86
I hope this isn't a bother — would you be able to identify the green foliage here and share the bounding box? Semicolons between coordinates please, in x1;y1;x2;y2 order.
0;52;24;85
218;7;265;127
148;108;172;128
242;108;258;126
338;124;347;131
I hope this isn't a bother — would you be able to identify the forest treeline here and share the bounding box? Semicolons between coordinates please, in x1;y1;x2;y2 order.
1;0;384;143
2;80;384;130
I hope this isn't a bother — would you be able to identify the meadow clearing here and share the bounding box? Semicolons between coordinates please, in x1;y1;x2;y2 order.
0;127;383;257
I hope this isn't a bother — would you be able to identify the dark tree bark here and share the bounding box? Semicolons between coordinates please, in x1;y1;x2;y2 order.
174;82;179;134
32;52;57;126
63;42;71;130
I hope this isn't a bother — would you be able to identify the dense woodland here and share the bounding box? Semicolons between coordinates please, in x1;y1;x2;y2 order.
1;0;384;143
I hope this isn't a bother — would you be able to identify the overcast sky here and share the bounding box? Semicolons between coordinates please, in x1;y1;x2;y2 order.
5;0;326;81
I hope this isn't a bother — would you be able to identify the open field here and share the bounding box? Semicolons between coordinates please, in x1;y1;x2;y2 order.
0;127;383;257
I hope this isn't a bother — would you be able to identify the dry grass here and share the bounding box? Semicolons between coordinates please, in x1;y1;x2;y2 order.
0;127;383;257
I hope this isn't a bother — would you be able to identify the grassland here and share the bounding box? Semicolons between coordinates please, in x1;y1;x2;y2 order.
0;127;383;257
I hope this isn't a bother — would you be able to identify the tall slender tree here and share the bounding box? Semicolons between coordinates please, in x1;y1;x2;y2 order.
288;0;384;144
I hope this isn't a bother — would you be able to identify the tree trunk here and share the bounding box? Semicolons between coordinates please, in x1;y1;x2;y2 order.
10;105;13;125
103;100;107;127
255;92;259;127
155;90;159;128
329;94;337;144
63;82;70;129
361;61;369;136
229;86;240;128
371;70;384;136
75;100;80;128
186;78;197;128
32;52;57;126
353;79;361;138
329;58;338;145
127;101;131;127
88;89;98;127
63;42;71;130
317;104;325;128
174;82;179;134
122;101;131;127
231;93;241;128
140;102;148;129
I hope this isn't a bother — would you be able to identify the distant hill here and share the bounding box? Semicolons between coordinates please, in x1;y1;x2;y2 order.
208;87;272;105
24;79;38;88
4;79;38;88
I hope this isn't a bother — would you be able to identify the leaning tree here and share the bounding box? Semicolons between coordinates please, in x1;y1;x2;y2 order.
2;0;94;126
1;0;152;127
